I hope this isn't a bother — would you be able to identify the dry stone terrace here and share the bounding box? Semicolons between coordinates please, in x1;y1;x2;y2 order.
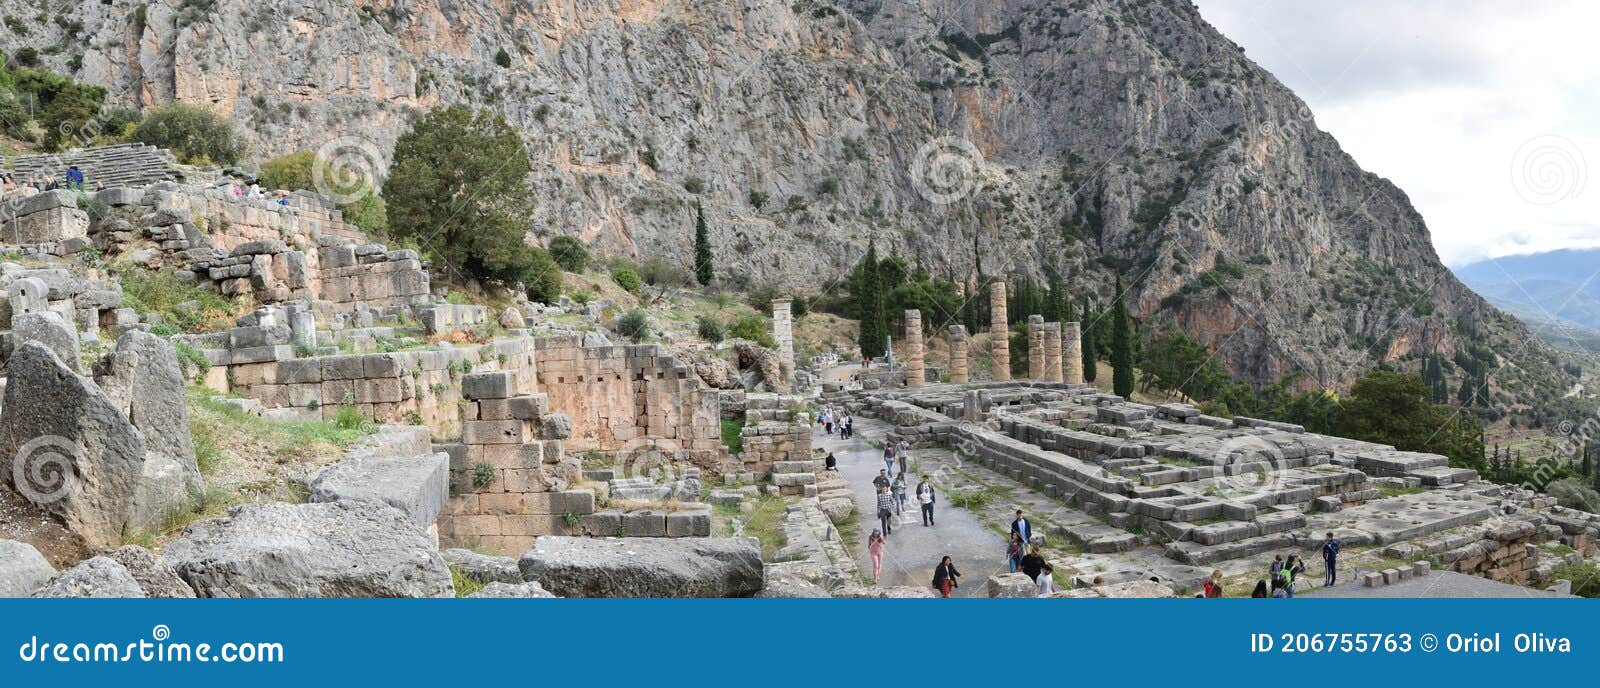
824;378;1600;591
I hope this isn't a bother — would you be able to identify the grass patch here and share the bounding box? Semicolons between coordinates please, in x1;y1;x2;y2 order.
946;486;999;511
450;565;484;598
720;419;744;454
118;265;237;333
742;495;787;561
1550;561;1600;598
187;387;367;467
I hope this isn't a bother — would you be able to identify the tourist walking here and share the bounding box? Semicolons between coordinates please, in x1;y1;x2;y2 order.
1037;564;1056;596
916;476;936;526
891;472;907;514
1281;555;1305;597
1202;570;1224;598
1020;545;1046;582
896;440;909;474
1322;532;1341;587
65;165;85;190
1268;554;1285;594
876;485;896;536
932;556;961;598
1010;510;1032;543
1251;580;1269;598
867;529;885;583
882;444;896;475
1006;533;1025;573
873;469;891;491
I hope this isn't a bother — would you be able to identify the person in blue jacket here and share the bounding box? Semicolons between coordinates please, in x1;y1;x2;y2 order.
1321;532;1341;587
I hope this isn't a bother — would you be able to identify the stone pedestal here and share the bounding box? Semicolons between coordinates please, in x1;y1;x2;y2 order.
772;299;794;391
904;309;925;387
948;325;969;384
1063;321;1084;385
1027;315;1045;380
1043;322;1063;382
990;282;1010;381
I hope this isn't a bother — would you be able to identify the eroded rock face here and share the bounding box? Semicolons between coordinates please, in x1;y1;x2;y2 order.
517;536;763;598
105;545;195;598
0;539;56;597
440;548;522;585
163;500;453;598
467;581;557;598
94;330;204;497
31;556;144;598
9;311;81;372
308;453;450;529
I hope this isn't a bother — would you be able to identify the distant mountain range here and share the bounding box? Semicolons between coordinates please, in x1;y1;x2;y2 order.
1454;249;1600;353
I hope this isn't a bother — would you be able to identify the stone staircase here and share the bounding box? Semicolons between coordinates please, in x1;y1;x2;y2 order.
7;143;183;188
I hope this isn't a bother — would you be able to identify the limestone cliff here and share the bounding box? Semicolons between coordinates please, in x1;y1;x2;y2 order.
0;0;1572;408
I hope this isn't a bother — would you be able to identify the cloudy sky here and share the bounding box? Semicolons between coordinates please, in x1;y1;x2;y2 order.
1193;0;1600;267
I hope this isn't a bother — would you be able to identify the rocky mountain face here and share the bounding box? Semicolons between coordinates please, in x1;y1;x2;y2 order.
0;0;1575;408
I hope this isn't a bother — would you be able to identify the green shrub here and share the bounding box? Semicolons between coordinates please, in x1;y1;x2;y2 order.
638;257;690;288
118;266;233;333
548;235;589;272
1548;478;1600;514
333;405;366;430
728;315;774;348
720;419;744;454
611;267;642;293
494;48;512;68
1551;561;1600;597
130;102;247;165
696;315;725;343
614;310;650;342
747;190;769;209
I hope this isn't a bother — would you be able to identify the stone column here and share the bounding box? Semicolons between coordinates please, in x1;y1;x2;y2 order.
1027;315;1045;380
772;298;794;388
990;282;1010;381
948;325;970;384
1044;322;1063;382
1062;321;1084;385
904;309;925;387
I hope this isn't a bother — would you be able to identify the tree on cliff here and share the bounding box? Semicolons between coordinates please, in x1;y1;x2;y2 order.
1110;275;1134;397
384;105;560;302
1338;370;1486;471
693;202;714;286
854;241;887;360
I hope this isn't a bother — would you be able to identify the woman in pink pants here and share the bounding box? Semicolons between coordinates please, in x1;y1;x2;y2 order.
867;529;885;583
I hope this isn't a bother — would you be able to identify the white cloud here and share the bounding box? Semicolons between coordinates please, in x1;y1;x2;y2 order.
1194;0;1600;266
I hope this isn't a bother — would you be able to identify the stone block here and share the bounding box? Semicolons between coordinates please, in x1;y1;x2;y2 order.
462;372;513;400
622;510;668;537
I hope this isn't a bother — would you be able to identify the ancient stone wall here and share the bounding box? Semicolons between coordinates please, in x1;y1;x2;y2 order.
532;335;723;462
738;396;814;486
1063;321;1084;385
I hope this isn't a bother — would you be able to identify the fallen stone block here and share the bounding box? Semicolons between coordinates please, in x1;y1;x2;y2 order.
105;545;196;598
308;452;449;529
32;556;144;598
987;572;1038;598
517;536;763;597
0;540;56;597
163;500;453;598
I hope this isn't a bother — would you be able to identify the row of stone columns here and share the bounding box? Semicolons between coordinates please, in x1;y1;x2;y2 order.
880;283;1085;387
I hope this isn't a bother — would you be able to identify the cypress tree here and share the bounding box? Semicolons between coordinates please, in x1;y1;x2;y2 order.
857;241;886;359
693;202;714;286
1110;275;1134;397
1081;297;1098;382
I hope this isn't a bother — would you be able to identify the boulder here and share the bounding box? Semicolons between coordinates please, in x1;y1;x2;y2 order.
308;453;449;529
0;343;155;546
987;572;1039;598
819;497;856;523
10;311;81;371
0;539;56;597
163;500;453;598
756;573;832;598
32;556;145;598
105;545;195;598
518;536;763;598
441;548;522;585
467;581;557;598
94;330;204;496
497;307;525;329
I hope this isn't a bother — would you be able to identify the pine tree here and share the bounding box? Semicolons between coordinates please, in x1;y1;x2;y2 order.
1110;275;1134;397
693;202;714;286
856;241;887;359
1081;297;1098;382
